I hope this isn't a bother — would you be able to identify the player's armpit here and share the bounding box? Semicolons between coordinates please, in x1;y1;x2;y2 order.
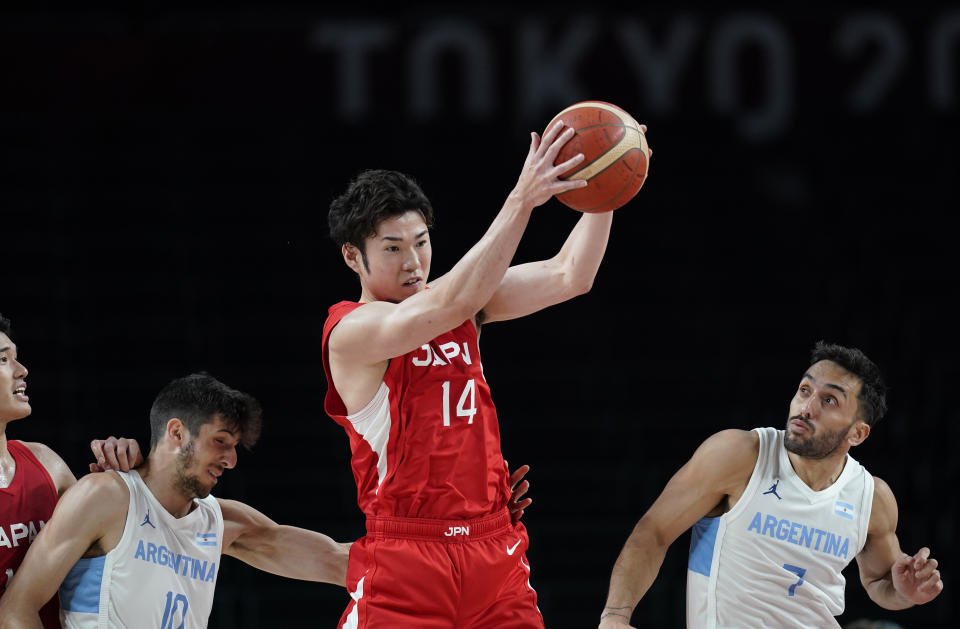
0;473;127;626
219;499;349;587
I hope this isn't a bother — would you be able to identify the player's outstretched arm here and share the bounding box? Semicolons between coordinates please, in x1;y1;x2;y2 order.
598;429;757;629
0;473;127;629
856;477;943;610
481;125;650;324
332;121;588;366
219;499;350;586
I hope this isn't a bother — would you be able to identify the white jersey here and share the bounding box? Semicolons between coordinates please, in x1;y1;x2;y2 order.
59;470;224;629
686;427;874;628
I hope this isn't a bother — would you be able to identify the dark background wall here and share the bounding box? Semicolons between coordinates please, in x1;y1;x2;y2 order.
3;4;958;628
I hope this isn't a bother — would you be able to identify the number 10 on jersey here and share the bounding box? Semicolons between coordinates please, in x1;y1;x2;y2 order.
442;379;477;426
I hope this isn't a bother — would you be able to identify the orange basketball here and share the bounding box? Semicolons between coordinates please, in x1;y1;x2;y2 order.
545;101;650;213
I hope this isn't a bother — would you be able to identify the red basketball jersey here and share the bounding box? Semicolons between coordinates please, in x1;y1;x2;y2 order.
0;440;61;628
322;301;511;520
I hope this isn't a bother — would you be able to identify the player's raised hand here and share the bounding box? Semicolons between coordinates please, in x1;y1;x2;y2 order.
511;120;587;209
892;547;943;604
89;436;144;472
505;460;532;523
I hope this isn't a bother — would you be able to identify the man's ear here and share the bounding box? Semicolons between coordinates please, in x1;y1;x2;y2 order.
342;243;364;275
847;420;871;447
166;418;188;449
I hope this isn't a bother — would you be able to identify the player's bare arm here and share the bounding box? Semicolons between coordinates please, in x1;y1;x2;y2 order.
480;124;649;324
0;473;128;629
330;122;586;365
598;429;759;629
219;498;350;586
856;477;943;610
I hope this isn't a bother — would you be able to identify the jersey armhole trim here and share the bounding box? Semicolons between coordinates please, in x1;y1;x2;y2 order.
346;382;390;426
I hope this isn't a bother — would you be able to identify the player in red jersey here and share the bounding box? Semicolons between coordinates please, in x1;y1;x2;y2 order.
0;313;141;628
323;121;647;627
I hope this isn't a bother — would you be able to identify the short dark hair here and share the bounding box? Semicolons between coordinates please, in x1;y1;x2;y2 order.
810;341;887;427
328;169;434;269
0;313;9;336
149;373;263;450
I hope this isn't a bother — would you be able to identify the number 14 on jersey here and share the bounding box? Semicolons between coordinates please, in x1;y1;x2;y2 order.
442;379;477;426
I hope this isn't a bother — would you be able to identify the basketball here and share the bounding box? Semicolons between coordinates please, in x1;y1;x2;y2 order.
545;101;650;213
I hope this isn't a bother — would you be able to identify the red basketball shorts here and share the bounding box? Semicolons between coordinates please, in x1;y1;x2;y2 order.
336;509;544;629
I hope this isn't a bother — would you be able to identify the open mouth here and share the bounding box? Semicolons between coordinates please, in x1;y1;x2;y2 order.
403;278;422;287
13;385;28;402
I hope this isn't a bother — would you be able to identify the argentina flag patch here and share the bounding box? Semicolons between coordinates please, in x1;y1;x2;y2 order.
196;531;218;547
834;501;855;520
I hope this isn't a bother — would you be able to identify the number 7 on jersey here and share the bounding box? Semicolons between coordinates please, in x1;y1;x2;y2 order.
783;564;806;597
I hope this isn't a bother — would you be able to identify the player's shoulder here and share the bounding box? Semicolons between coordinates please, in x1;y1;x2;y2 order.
329;301;390;337
700;428;759;454
20;440;61;463
691;429;760;472
216;497;266;524
860;475;897;537
20;441;75;493
216;498;273;547
870;475;897;514
67;470;130;506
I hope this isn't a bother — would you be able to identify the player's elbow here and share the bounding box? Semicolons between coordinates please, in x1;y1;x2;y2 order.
629;517;671;555
570;275;594;297
559;259;597;298
449;298;485;327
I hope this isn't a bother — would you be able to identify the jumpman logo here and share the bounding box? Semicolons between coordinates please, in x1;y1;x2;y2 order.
763;479;783;500
140;510;156;528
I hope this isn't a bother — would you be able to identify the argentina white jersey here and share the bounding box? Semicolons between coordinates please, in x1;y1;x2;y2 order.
686;427;874;628
59;470;224;629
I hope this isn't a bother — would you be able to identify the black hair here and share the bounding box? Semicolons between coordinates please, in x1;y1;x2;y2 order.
0;313;9;336
810;341;888;427
328;169;434;271
148;373;263;450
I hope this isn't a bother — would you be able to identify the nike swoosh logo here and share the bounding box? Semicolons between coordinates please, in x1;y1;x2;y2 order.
506;539;522;555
